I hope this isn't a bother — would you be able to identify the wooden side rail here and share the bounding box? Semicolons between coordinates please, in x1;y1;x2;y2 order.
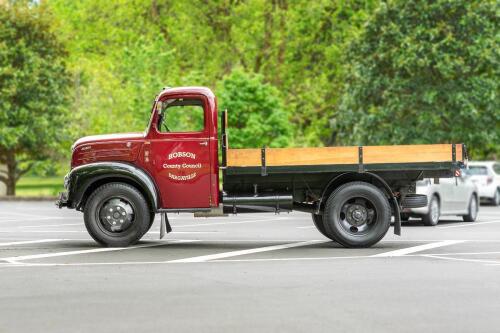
226;144;464;167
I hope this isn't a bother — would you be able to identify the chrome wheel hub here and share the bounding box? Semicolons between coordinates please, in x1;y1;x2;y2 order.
99;198;134;232
339;198;376;234
346;204;368;226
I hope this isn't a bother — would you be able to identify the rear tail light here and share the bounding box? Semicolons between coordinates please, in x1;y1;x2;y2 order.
487;176;493;185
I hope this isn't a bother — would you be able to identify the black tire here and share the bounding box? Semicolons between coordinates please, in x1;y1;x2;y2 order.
400;213;410;222
311;213;337;241
493;188;500;207
422;195;440;226
143;212;156;236
462;195;478;222
323;181;391;248
401;194;428;208
84;182;150;247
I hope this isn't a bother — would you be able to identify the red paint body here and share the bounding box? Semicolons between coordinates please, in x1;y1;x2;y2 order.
71;87;220;209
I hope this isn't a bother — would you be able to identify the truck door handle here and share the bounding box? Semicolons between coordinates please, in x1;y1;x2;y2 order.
199;141;208;146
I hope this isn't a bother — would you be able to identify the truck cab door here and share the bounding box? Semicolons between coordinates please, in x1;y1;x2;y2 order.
145;96;213;209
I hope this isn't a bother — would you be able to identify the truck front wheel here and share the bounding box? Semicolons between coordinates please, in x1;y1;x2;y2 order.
323;182;391;248
84;182;151;247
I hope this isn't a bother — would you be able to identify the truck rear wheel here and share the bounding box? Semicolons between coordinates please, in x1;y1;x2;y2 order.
311;214;337;241
84;182;150;247
323;181;391;248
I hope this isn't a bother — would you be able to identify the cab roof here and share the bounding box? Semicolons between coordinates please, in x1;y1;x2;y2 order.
157;86;215;100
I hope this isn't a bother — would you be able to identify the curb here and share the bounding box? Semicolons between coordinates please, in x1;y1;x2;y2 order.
0;196;57;202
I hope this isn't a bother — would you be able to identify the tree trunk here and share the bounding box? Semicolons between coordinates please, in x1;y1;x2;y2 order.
6;151;16;196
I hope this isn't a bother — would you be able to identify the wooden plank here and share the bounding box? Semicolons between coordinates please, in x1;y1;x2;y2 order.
227;149;261;167
267;147;358;166
456;144;463;161
226;144;462;167
363;144;454;164
227;147;357;167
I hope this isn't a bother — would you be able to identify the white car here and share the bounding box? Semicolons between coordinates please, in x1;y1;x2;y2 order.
466;161;500;206
402;173;479;226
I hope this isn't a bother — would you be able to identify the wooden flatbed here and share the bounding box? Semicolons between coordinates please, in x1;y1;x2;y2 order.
224;144;465;175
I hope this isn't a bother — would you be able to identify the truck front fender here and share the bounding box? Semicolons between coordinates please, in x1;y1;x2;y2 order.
65;162;160;211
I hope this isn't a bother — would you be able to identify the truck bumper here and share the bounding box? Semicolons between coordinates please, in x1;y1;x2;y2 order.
56;191;69;208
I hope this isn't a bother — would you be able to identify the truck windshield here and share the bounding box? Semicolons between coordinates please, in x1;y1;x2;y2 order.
158;98;204;133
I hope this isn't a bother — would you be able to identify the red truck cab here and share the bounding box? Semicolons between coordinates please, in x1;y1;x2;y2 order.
70;87;220;209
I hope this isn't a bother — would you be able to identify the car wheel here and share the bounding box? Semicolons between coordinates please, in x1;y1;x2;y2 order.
422;195;440;226
462;195;478;222
84;182;150;247
311;213;337;241
323;181;391;248
400;213;410;222
493;188;500;207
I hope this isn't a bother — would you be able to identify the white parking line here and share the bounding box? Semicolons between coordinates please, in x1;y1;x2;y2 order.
421;254;500;265
296;226;315;229
168;240;329;263
437;220;500;229
0;240;197;264
0;230;86;233
0;239;63;247
20;224;82;228
0;217;61;223
372;240;466;257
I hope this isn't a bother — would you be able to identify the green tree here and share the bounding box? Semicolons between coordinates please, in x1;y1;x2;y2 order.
46;0;378;147
0;2;70;195
217;69;292;148
337;0;499;159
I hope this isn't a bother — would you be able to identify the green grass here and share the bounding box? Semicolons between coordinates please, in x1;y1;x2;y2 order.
16;176;64;197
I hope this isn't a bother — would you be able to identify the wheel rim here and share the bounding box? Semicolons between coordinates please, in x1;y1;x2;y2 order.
97;197;135;234
496;190;500;205
430;199;439;223
470;197;478;219
338;197;377;235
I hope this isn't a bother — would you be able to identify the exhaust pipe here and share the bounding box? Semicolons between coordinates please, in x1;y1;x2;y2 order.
222;193;293;214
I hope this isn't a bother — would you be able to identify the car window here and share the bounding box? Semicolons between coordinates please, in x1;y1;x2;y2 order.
158;98;205;133
493;164;500;175
467;166;488;176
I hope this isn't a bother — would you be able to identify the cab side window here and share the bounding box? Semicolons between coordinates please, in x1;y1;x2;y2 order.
158;98;205;133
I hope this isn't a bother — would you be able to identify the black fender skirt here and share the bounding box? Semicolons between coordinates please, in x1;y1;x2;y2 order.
65;162;159;211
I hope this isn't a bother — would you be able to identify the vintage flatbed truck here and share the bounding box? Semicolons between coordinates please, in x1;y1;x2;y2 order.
57;87;467;248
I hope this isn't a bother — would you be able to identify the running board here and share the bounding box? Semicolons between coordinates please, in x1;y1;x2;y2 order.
194;207;227;217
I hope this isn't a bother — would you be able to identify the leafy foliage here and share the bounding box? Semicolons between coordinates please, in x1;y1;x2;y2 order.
47;0;379;146
0;2;70;194
218;69;292;148
337;0;499;158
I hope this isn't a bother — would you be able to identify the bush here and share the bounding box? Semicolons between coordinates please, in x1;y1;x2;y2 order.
217;69;293;148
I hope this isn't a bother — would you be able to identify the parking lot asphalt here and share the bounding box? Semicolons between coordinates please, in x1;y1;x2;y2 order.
0;201;499;333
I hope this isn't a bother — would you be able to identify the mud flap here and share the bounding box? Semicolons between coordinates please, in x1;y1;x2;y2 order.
160;213;172;239
392;197;401;236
